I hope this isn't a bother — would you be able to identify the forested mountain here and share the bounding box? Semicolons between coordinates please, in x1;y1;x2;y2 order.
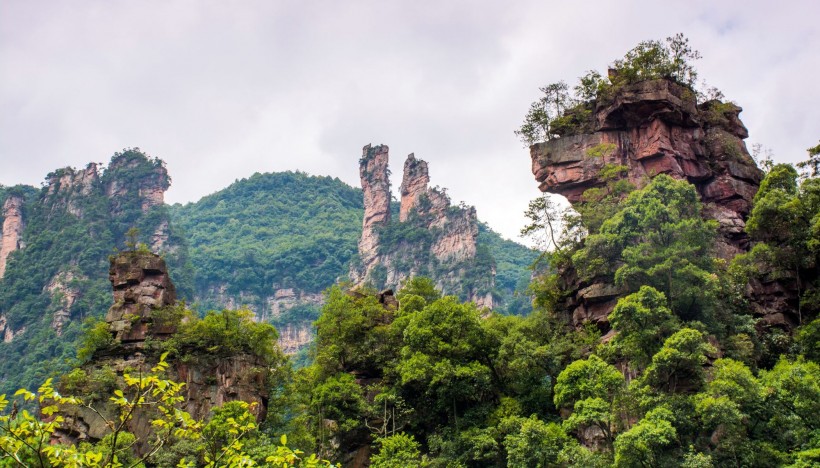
170;169;535;352
0;155;535;395
256;35;820;467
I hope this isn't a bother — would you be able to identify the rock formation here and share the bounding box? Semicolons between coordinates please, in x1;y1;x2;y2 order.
54;251;272;452
529;78;766;329
44;163;99;218
352;144;494;308
0;195;25;279
105;252;178;344
531;79;762;258
399;154;429;222
0;314;24;343
104;155;168;214
357;144;393;278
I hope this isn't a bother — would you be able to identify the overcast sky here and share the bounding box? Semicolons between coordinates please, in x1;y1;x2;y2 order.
2;0;818;243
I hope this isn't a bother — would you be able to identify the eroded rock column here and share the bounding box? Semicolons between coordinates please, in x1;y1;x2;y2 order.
355;144;392;280
0;195;25;279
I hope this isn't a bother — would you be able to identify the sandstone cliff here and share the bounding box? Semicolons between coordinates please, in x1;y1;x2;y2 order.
530;79;765;328
357;144;393;279
351;144;495;308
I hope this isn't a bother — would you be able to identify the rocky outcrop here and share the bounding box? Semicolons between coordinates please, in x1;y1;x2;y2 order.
104;156;168;214
0;195;25;279
46;270;85;336
529;79;766;329
105;252;177;344
352;145;494;308
0;314;25;343
278;322;313;355
44;164;99;218
531;79;762;257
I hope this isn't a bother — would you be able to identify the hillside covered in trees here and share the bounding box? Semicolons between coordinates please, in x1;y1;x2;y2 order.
0;153;535;397
0;35;818;467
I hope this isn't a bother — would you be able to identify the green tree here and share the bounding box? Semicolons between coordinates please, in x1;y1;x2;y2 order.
642;328;715;394
370;433;424;468
572;174;718;321
742;163;820;323
554;355;624;448
759;357;820;453
607;286;680;370
554;355;624;410
313;286;396;376
515;81;573;145
502;416;570;468
613;406;678;468
397;297;496;429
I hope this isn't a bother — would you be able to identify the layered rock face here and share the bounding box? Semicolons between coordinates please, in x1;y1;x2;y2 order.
105;252;178;344
352;144;494;308
530;79;764;329
47;271;85;336
105;156;168;214
0;195;25;279
399;154;430;222
531;79;762;258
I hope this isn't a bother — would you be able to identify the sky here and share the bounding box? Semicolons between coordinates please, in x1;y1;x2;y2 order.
2;0;819;243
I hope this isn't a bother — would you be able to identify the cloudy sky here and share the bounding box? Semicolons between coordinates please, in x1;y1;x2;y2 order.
2;0;818;242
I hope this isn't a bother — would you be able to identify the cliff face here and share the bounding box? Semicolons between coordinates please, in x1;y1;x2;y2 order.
531;79;762;259
399;154;430;222
352;144;494;308
46;271;85;336
44;163;99;218
529;79;766;329
201;284;322;354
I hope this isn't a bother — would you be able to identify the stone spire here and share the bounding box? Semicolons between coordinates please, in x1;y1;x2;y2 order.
356;144;392;277
0;195;25;279
399;154;430;222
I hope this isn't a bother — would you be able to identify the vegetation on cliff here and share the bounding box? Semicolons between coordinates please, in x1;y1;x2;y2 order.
515;33;708;145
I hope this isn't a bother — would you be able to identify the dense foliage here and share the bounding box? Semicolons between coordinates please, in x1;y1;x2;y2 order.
277;157;820;465
170;171;364;305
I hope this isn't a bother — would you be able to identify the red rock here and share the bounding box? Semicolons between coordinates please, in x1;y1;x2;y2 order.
525;78;809;330
530;78;763;256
